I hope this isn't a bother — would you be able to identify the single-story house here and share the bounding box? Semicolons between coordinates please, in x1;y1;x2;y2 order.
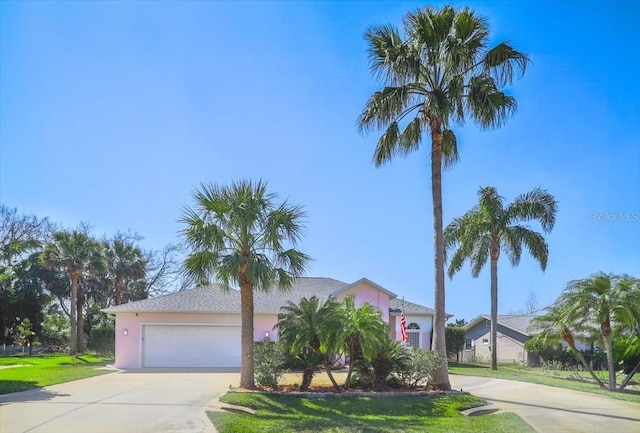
461;314;594;364
103;277;436;369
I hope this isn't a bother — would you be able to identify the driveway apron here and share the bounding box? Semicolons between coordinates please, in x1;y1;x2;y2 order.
0;368;240;433
450;375;640;433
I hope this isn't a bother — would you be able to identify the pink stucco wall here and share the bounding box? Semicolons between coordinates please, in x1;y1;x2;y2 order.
114;312;240;368
336;282;390;322
254;314;278;341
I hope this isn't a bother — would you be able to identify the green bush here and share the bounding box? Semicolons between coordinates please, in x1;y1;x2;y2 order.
394;348;445;388
354;337;411;391
88;325;115;356
254;338;287;390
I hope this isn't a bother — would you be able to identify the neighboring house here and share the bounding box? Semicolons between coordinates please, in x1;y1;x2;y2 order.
103;277;436;369
462;314;538;364
461;314;593;364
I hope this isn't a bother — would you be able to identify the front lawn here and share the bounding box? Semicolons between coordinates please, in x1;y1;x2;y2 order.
449;362;640;404
0;353;114;395
208;392;535;433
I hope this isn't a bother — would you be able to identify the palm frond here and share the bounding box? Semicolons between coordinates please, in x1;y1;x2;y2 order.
506;188;558;232
482;42;530;87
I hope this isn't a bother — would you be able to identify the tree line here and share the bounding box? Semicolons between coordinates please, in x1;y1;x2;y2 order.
0;205;185;354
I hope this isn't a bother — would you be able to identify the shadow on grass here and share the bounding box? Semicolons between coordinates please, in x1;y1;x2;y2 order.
0;382;70;401
210;393;481;432
449;362;489;369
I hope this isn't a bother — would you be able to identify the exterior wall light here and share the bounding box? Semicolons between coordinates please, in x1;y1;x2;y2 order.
264;331;269;339
123;329;129;336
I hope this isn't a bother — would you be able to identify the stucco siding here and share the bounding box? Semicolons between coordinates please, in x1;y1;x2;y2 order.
114;312;240;368
337;282;390;322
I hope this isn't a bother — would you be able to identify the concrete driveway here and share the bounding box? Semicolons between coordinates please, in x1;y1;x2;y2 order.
450;375;640;433
0;368;240;433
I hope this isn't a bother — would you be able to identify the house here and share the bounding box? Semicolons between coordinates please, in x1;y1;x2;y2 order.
461;314;594;364
461;314;538;364
103;277;436;369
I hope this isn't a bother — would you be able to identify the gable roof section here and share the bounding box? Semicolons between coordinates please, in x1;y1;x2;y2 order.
464;314;537;337
333;277;397;299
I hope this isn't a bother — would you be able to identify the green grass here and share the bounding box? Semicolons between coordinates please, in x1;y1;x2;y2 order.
0;353;114;395
449;362;640;404
208;392;535;433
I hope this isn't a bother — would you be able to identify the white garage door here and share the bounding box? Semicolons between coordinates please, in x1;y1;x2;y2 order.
142;324;241;368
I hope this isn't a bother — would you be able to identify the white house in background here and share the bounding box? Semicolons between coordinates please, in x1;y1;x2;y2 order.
103;277;437;369
461;314;594;364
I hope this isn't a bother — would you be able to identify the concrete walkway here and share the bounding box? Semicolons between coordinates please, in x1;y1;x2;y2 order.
450;375;640;433
0;368;240;433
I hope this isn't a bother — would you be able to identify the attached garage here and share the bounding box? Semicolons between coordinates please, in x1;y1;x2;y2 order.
142;324;241;368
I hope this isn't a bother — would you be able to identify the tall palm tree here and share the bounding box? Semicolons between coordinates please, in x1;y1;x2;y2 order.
106;236;146;305
277;296;343;391
181;179;310;389
555;273;640;390
444;186;557;369
340;295;388;388
358;5;529;390
42;230;107;355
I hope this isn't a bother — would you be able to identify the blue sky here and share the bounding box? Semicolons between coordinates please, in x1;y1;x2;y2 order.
1;1;638;323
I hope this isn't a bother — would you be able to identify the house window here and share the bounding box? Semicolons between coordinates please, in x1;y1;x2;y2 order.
464;338;472;350
482;338;489;345
407;323;420;348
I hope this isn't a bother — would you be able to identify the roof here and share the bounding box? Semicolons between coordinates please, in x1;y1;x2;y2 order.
102;276;433;315
464;314;537;337
389;298;435;316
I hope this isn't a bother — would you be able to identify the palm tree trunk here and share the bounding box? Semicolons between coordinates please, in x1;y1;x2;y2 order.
77;286;85;352
239;277;255;389
301;365;314;391
69;273;78;355
430;126;451;391
562;330;606;388
602;318;616;390
322;361;341;391
490;257;498;370
115;275;123;305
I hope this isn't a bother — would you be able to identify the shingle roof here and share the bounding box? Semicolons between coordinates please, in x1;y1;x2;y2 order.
465;314;537;336
389;298;435;315
102;277;435;316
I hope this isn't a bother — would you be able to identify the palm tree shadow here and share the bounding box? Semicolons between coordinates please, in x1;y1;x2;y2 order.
0;384;71;404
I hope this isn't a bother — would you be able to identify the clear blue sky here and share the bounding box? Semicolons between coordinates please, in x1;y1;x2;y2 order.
1;1;638;322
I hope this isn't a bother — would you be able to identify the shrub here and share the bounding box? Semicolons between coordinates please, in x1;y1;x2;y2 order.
354;337;411;391
87;325;115;356
394;348;445;388
254;338;287;390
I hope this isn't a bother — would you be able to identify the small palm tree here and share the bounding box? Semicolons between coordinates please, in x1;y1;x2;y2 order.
359;5;529;390
340;295;388;388
181;179;310;389
277;296;343;391
529;305;606;388
444;186;557;369
555;273;640;390
43;230;107;355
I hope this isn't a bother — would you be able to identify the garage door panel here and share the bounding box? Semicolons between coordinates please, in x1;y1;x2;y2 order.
143;325;241;368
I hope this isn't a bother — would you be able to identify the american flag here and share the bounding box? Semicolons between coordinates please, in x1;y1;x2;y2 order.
400;311;408;344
